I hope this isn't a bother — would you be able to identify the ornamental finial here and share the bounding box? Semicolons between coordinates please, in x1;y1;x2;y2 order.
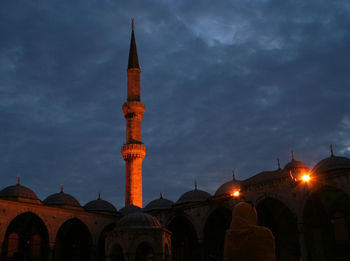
194;179;198;190
277;158;281;170
232;170;236;180
132;18;134;31
291;151;295;161
330;144;334;157
17;175;20;185
60;184;63;193
160;190;163;199
98;190;101;200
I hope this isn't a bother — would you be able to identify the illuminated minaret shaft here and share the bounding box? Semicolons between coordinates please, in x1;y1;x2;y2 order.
121;20;146;207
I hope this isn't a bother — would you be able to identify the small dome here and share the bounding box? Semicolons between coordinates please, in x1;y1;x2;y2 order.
176;188;211;204
119;204;142;216
215;179;241;196
0;184;39;201
313;155;350;174
44;191;81;207
145;196;174;211
283;155;310;181
284;159;309;171
118;212;161;229
84;198;117;213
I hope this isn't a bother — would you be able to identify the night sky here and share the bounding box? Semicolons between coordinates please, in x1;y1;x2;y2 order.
0;0;349;208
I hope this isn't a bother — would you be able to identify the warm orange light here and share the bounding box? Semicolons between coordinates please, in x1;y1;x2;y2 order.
232;190;240;197
301;174;311;182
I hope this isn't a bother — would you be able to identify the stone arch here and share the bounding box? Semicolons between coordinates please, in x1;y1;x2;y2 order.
131;234;158;255
255;193;291;210
203;207;231;261
135;241;154;261
1;212;49;261
165;212;198;234
303;185;350;261
53;218;92;261
0;207;54;245
110;243;125;261
96;223;116;261
167;215;200;261
106;237;127;261
256;197;300;261
50;214;82;241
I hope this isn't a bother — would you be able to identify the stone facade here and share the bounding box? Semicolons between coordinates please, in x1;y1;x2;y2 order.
144;156;350;261
0;188;119;261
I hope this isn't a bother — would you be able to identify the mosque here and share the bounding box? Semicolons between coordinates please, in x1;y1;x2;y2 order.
0;22;350;261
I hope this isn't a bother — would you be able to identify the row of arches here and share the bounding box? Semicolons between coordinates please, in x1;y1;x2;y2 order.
1;213;113;261
165;186;350;261
3;185;350;261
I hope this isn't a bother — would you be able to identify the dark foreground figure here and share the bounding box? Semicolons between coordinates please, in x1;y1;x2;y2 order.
223;202;276;261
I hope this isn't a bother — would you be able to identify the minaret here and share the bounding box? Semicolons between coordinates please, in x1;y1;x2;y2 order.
121;20;146;208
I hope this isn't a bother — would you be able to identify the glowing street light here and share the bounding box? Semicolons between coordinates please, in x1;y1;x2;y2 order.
290;170;311;184
301;174;311;182
231;190;240;197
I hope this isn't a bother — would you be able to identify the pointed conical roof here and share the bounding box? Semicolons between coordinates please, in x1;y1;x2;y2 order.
128;19;139;69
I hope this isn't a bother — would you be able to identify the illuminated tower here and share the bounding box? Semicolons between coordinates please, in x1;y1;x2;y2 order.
121;20;146;207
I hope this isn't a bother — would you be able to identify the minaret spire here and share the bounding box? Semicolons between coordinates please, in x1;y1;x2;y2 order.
122;20;146;208
128;19;139;69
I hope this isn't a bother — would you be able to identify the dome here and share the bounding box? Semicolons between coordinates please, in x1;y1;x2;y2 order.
283;152;309;171
215;179;241;196
0;184;39;201
313;155;350;174
44;191;81;207
176;188;211;204
117;212;161;229
119;204;142;216
284;158;310;181
84;198;117;213
144;196;174;211
284;159;309;172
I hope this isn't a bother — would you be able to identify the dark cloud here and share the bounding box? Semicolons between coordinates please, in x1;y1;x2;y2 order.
0;0;349;207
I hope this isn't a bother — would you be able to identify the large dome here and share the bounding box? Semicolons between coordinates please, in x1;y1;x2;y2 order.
313;155;350;174
144;196;174;211
0;184;39;201
44;191;81;207
117;212;161;229
176;188;211;204
84;198;117;213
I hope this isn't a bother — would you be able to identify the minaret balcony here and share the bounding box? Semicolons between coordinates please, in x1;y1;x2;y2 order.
121;143;146;160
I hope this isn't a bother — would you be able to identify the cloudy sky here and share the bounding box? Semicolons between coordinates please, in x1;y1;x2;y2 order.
0;0;349;208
